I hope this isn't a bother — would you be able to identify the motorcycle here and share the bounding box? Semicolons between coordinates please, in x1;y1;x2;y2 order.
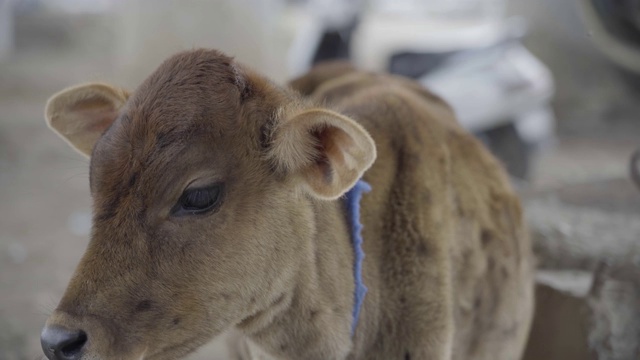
293;0;556;179
578;0;640;188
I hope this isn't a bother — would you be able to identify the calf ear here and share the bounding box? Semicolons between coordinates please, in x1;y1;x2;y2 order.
269;108;376;200
45;83;129;157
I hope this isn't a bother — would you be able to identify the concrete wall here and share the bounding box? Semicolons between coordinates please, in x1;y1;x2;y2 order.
111;0;292;87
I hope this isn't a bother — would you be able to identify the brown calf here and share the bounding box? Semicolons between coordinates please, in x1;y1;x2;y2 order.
41;49;533;360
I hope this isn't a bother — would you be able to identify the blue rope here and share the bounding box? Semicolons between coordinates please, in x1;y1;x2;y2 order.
344;179;371;336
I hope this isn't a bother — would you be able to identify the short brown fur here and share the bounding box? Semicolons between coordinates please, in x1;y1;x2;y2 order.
42;50;533;360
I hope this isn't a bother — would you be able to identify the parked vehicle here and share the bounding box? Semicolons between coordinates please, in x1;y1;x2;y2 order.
578;0;640;88
631;149;640;191
293;0;556;179
578;0;640;189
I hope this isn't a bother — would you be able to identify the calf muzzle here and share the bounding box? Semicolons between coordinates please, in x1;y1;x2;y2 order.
41;325;87;360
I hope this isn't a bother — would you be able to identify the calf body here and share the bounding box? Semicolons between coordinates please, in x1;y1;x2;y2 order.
41;50;533;360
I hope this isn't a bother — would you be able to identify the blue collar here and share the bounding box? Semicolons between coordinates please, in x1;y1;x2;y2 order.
344;179;371;336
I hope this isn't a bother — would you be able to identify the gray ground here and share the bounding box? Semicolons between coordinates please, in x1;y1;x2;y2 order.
1;3;639;359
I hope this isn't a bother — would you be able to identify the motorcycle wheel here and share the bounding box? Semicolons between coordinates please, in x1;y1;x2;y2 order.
631;148;640;192
479;123;532;180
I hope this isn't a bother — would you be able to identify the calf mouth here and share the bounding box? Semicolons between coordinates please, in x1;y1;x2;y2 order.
140;335;207;360
40;325;206;360
40;313;149;360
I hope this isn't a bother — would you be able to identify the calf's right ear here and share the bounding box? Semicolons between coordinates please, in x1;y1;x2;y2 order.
45;83;129;157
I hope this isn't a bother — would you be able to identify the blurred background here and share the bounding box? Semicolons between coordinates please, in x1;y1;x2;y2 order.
0;0;639;359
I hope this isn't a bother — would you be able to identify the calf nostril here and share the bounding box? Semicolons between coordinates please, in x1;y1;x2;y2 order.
60;330;87;358
41;326;87;360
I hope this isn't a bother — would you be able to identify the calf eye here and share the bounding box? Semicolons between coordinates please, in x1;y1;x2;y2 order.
173;184;223;216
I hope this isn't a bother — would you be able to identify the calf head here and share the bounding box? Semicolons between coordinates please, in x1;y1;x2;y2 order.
41;49;376;360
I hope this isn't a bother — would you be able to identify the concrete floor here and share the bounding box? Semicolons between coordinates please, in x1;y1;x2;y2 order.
1;6;639;360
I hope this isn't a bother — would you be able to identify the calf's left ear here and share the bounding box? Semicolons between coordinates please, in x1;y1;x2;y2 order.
45;83;130;157
269;108;376;200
